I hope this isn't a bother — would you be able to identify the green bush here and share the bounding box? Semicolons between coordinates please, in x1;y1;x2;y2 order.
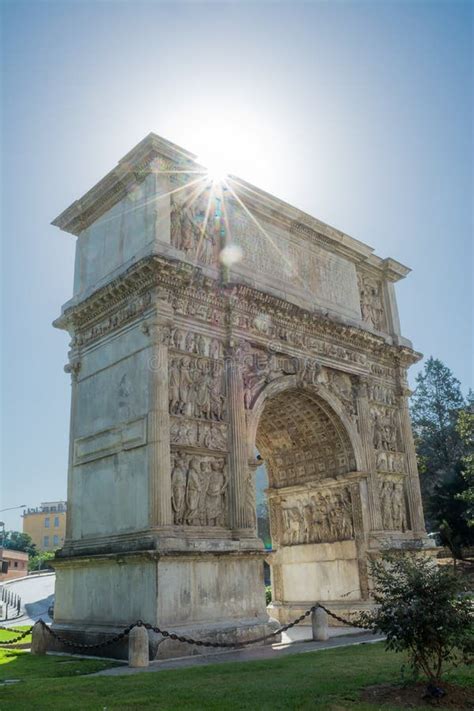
360;553;473;688
265;585;272;605
28;551;56;572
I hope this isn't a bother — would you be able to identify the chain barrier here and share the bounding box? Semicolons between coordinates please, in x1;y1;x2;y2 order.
0;626;34;645
30;603;372;652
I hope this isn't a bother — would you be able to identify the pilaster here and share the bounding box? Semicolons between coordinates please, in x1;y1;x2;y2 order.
225;343;254;532
396;380;426;534
355;377;382;530
143;301;174;527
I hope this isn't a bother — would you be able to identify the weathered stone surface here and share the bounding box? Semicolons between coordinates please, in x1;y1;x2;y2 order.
128;625;149;667
312;607;329;642
50;134;432;656
31;621;49;655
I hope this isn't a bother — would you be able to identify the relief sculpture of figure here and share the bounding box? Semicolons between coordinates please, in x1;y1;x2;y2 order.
185;457;203;525
178;357;194;416
205;459;228;526
194;361;212;420
169;359;180;415
180;204;197;256
358;274;384;331
171;453;188;525
381;480;394;530
392;483;407;531
170;198;183;249
210;366;225;421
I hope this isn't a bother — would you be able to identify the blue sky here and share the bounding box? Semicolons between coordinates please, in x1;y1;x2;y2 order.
1;0;472;531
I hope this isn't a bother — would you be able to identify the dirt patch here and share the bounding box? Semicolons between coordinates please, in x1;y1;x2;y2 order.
361;682;474;709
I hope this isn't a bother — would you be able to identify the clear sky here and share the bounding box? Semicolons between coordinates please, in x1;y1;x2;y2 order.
1;0;472;531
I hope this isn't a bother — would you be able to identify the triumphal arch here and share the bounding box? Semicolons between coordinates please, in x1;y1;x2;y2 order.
51;133;431;656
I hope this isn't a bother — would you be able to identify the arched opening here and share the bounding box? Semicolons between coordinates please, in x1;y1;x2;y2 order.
253;386;365;623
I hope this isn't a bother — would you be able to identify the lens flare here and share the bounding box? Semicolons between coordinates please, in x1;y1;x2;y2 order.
219;244;243;266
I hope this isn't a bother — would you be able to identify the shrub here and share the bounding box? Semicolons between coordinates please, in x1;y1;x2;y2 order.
28;551;56;572
265;585;272;605
360;553;473;689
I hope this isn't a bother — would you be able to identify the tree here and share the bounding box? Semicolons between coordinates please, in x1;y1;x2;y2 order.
456;404;474;527
28;550;55;572
360;554;473;692
410;359;474;554
411;357;465;498
2;531;37;556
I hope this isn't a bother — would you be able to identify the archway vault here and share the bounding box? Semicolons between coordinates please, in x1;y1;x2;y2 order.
256;387;357;489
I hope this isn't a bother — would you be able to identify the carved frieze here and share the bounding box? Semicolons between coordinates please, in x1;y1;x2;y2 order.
379;477;408;532
357;273;386;332
170;190;219;267
375;450;405;474
272;486;354;546
171;451;228;526
369;404;399;452
169;355;226;421
170;418;228;451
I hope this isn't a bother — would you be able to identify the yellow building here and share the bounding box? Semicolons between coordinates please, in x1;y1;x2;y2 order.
22;501;67;552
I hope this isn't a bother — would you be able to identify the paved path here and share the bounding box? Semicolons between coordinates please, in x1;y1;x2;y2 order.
0;572;55;625
92;630;385;676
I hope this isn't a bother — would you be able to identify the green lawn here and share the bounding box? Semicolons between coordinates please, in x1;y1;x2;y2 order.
0;642;472;710
0;627;31;644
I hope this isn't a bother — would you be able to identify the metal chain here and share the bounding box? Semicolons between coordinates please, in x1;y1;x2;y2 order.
0;626;34;645
41;621;136;651
31;602;372;652
316;604;372;630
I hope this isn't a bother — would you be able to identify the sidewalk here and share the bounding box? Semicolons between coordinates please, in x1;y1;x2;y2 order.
91;628;385;677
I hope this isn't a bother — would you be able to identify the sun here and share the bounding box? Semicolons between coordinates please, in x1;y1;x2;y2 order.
197;152;229;184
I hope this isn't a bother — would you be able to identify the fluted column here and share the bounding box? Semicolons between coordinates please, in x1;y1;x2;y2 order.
226;343;254;532
397;385;426;534
143;303;174;528
355;378;382;530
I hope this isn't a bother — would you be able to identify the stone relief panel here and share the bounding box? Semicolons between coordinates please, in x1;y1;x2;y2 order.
170;418;228;452
226;198;361;319
370;404;399;452
357;273;386;332
170;190;219;266
171;452;228;526
169;355;226;421
270;486;354;546
378;477;408;532
367;382;397;406
171;327;223;359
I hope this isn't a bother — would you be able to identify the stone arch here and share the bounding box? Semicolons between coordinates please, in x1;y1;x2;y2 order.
247;375;369;621
247;374;365;474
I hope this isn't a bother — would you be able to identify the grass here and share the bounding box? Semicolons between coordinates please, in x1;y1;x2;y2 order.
0;642;472;710
0;627;32;644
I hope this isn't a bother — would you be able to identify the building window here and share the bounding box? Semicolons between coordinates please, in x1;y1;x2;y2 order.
54;516;59;527
14;561;18;568
53;535;59;546
43;536;49;547
44;517;50;528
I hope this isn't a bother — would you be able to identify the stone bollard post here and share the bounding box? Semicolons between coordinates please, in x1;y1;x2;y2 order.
311;606;329;642
31;621;49;655
128;625;149;668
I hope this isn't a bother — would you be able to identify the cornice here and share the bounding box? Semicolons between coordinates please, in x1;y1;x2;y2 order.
51;133;199;236
54;254;421;369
